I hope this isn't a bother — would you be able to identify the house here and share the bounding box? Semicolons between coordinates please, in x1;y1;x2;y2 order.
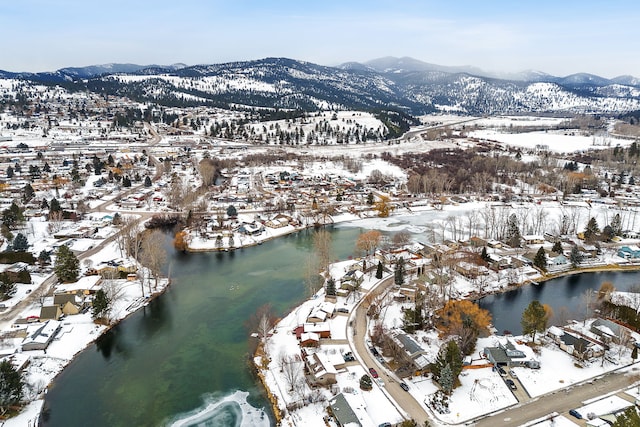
522;235;545;245
618;246;640;259
393;332;430;370
300;332;320;347
39;305;62;321
236;221;264;236
53;293;84;315
549;254;569;266
303;322;331;339
589;318;633;344
487;254;513;271
547;326;605;360
340;269;364;290
306;309;327;323
483;339;527;367
455;261;489;278
21;320;61;351
328;393;362;427
304;352;337;386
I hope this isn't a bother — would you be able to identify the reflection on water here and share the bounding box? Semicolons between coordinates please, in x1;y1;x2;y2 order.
42;226;364;427
479;271;640;335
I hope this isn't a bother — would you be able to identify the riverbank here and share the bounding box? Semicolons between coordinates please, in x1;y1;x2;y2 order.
2;244;172;426
185;212;362;252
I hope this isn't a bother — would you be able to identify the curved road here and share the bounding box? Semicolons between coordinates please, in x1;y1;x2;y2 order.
349;275;431;425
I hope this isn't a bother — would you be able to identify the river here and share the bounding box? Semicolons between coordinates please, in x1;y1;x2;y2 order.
40;221;640;426
478;270;640;335
41;226;363;427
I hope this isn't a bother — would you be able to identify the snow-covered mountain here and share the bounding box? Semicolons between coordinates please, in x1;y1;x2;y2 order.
2;57;639;115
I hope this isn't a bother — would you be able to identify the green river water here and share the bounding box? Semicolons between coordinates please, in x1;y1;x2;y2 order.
41;226;363;427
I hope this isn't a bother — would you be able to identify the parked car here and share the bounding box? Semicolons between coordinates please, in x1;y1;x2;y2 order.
376;378;385;387
337;308;349;314
369;367;379;378
569;409;582;419
342;352;355;362
505;379;517;390
497;366;507;377
400;382;410;392
509;369;517;378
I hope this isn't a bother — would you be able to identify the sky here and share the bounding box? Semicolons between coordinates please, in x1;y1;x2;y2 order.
1;0;639;78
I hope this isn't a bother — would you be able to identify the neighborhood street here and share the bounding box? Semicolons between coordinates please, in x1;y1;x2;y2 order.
349;276;431;425
475;370;639;427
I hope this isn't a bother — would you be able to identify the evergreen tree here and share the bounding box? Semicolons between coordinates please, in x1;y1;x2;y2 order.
6;165;13;178
23;183;35;202
375;261;384;279
601;225;614;242
227;205;238;218
1;202;24;229
359;374;373;391
12;233;28;252
551;241;563;253
521;300;548;343
506;214;521;247
612;406;640;427
54;245;80;283
584;217;600;242
122;176;132;187
611;213;623;236
533;247;547;272
569;245;583;267
38;249;51;265
0;359;24;415
394;257;406;286
633;345;638;361
92;289;111;319
109;213;120;226
439;363;454;395
144;176;152;187
480;246;490;262
49;197;61;212
431;340;463;388
325;278;336;297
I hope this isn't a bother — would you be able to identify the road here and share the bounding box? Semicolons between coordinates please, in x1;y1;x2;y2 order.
476;370;638;426
349;276;431;425
0;122;165;330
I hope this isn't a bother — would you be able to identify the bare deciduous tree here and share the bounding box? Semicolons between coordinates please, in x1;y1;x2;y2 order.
139;229;167;291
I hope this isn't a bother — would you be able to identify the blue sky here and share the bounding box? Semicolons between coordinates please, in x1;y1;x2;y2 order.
1;0;639;77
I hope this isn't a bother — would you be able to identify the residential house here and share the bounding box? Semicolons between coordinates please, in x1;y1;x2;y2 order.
522;235;545;245
300;332;320;347
547;326;605;360
618;246;640;259
39;305;62;321
483;339;527;367
53;293;85;315
21;320;61;351
303;322;331;339
590;318;633;345
340;269;364;290
393;332;430;371
304;352;337;386
455;261;489;278
328;393;362;427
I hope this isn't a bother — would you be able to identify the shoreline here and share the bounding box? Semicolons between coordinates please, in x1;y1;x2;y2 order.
7;278;174;426
254;259;640;425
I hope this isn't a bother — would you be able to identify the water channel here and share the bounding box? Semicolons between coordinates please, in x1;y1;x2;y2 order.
40;219;640;426
478;270;640;336
41;226;364;427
